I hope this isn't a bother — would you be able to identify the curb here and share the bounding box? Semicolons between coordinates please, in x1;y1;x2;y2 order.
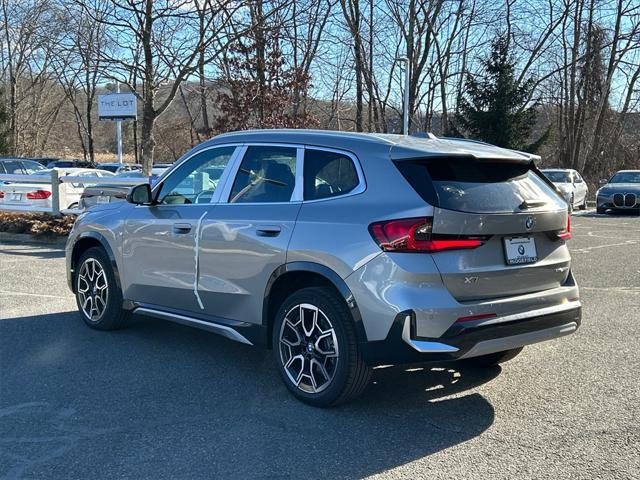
0;231;67;246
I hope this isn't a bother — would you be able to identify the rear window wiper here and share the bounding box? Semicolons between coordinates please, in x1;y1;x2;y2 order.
519;199;548;210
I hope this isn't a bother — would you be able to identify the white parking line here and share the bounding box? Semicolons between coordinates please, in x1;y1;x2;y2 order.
570;240;638;253
0;291;73;299
581;287;640;294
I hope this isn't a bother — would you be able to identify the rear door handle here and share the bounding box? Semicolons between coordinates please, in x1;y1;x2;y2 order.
173;223;192;234
256;225;281;237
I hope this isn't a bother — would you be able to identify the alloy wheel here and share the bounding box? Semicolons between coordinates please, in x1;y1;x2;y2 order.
77;258;109;321
278;303;339;394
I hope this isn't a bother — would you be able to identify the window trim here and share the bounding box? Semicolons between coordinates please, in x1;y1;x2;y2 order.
221;143;304;205
150;144;243;207
301;146;367;203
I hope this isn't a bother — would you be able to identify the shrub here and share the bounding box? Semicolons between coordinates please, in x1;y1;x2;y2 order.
0;212;75;237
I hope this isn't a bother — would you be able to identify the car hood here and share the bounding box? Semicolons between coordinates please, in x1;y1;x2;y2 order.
599;183;640;193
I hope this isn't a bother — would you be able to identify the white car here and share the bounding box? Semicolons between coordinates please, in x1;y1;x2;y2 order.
0;168;114;211
541;168;589;211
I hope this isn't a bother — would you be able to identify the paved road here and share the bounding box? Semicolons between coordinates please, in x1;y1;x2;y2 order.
1;212;639;479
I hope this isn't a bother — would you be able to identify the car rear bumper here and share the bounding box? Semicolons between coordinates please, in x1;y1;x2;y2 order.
361;303;581;365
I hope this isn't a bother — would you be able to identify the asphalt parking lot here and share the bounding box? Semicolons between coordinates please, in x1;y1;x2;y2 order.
1;211;639;480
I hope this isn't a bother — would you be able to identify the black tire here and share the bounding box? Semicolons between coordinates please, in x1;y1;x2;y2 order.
272;287;371;407
460;347;523;368
597;206;606;214
74;247;130;331
579;196;587;210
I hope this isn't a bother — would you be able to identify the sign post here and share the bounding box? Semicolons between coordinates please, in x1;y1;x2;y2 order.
98;89;137;165
116;84;123;164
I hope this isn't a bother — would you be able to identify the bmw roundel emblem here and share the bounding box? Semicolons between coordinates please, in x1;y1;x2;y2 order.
518;245;526;255
525;216;535;230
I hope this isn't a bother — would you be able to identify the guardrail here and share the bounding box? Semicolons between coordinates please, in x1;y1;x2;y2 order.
0;170;148;215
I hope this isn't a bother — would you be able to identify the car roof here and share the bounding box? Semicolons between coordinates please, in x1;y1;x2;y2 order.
541;168;573;172
204;129;539;163
614;169;640;173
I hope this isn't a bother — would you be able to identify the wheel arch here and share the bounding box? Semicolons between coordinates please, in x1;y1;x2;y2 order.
70;232;121;293
263;262;367;349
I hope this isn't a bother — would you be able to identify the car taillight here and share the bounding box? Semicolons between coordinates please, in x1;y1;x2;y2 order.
0;191;4;199
557;214;571;240
368;217;485;253
26;190;52;200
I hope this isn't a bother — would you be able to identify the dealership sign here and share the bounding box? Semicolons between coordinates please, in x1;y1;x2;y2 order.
98;93;137;121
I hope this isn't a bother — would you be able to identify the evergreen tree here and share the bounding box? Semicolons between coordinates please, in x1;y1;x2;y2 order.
0;85;9;154
456;35;546;152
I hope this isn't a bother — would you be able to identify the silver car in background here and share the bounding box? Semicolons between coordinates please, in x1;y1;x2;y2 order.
540;168;589;212
66;130;581;406
79;168;169;211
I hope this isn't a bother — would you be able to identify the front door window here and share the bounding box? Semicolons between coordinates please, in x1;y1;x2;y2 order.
157;147;236;205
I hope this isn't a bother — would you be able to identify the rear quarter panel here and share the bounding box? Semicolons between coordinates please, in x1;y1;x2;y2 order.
286;146;432;278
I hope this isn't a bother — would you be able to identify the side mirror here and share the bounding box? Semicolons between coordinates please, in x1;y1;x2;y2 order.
599;179;608;185
126;183;153;205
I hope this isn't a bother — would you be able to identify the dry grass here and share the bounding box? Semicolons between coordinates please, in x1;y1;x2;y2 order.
46;151;139;164
0;212;75;237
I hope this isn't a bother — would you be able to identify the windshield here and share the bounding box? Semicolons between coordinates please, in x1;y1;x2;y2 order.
23;161;46;173
542;171;570;183
609;172;640;183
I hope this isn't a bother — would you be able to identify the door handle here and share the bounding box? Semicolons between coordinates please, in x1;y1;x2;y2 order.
173;223;192;234
256;225;281;237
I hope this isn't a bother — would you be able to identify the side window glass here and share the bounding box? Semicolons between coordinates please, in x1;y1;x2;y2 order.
158;146;235;204
574;173;583;183
4;161;24;174
229;146;297;203
20;161;42;174
304;149;359;201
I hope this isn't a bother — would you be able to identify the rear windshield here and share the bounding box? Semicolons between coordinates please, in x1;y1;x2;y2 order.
395;157;565;213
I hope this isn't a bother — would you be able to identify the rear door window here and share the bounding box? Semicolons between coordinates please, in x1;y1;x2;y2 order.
304;149;360;201
395;157;565;213
229;146;297;203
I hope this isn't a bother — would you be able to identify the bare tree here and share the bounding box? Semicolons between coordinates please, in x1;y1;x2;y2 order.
81;0;248;174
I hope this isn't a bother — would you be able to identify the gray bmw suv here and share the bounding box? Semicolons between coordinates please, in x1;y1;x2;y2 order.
66;130;581;406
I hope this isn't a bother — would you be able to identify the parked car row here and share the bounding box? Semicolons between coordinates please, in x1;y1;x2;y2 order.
0;168;115;210
539;167;639;215
0;157;173;211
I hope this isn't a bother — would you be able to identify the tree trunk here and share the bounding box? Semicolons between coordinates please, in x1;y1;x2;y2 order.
140;100;156;176
140;0;155;175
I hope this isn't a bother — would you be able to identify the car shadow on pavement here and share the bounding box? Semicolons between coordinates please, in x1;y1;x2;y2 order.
1;311;498;479
0;245;65;260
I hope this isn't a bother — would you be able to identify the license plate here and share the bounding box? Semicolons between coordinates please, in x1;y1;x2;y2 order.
8;193;23;201
96;195;110;204
503;236;538;265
